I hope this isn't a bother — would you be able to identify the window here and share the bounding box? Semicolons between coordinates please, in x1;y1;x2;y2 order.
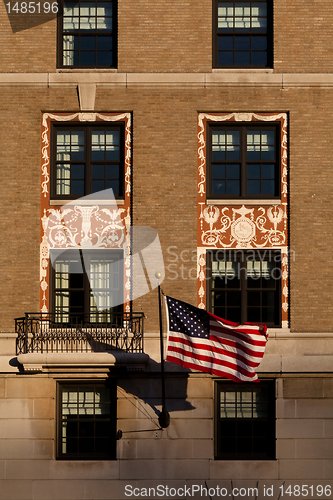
213;0;272;68
207;250;281;327
58;0;116;68
215;380;275;459
52;124;124;199
51;249;123;324
208;123;280;199
57;382;117;460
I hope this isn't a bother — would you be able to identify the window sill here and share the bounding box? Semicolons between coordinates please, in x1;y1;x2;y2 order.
49;199;125;206
56;68;118;73
212;68;274;73
207;199;281;206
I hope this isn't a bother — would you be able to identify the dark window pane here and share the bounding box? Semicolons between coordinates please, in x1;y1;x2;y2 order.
247;307;261;322
97;35;112;50
220;420;236;437
97;51;113;66
213;180;226;195
262;147;275;161
222;438;236;453
226;180;240;195
252;51;267;66
247;164;260;179
79;438;94;453
226;308;241;323
70;290;84;308
96;421;111;437
71;164;85;179
219;51;234;66
95;438;109;453
92;164;105;179
235;51;251;66
79;421;94;437
237;420;252;437
262;164;275;178
237;438;252;453
81;36;96;50
262;291;275;307
71;180;85;194
262;179;275;195
69;273;84;288
248;291;260;307
105;145;119;161
80;51;96;66
226;147;240;161
235;36;250;50
71;147;84;161
92;180;105;193
213;292;226;307
227;164;240;179
218;35;234;50
253;438;267;453
252;35;267;50
247;180;261;194
66;420;78;437
212;164;226;179
106;179;119;194
262;307;275;323
66;438;78;453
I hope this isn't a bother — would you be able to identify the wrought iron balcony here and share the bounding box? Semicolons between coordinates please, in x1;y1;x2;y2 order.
15;312;144;355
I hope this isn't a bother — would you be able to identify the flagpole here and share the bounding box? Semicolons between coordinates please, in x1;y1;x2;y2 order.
155;272;170;429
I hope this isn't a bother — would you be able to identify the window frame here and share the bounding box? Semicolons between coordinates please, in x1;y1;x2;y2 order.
207;249;281;327
50;122;125;201
50;249;124;325
214;379;276;460
207;122;281;200
57;0;117;69
212;0;273;69
57;380;117;461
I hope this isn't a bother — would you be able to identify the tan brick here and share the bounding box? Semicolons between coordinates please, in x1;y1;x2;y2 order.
284;378;324;398
50;461;119;480
33;398;55;419
210;461;279;480
33;480;85;500
296;400;333;418
0;399;33;419
5;419;53;439
33;439;54;459
296;439;333;459
0;480;33;500
276;439;296;459
0;439;34;459
136;439;193;459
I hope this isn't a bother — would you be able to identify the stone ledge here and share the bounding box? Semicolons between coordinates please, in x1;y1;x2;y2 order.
17;352;149;373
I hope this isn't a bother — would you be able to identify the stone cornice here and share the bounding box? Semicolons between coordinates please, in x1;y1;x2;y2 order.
1;72;333;88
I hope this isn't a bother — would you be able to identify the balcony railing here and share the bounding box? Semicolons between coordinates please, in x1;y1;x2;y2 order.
15;312;144;354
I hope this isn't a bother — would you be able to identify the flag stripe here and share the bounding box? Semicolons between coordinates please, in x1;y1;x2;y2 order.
165;295;268;383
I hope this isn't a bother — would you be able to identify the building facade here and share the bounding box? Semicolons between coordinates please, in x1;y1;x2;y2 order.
0;1;333;499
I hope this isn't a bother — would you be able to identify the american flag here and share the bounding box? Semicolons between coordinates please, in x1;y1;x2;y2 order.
165;296;268;383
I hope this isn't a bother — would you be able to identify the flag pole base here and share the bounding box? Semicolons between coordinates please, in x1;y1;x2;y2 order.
158;407;170;428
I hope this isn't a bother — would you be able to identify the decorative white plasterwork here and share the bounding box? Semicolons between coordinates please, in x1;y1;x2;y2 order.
198;112;288;198
199;204;286;248
41;112;131;198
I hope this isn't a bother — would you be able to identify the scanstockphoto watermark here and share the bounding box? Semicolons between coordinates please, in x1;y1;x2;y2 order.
166;246;295;282
124;484;332;498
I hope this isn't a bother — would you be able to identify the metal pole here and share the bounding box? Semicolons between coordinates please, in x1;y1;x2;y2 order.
156;278;170;429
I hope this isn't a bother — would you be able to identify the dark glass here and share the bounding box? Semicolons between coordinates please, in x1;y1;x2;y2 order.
213;292;226;306
96;421;110;437
219;36;234;50
212;164;226;178
226;307;241;323
220;420;236;436
226;180;240;195
247;164;260;178
97;35;112;49
252;51;267;66
106;164;120;178
262;307;275;323
81;35;95;50
79;421;94;437
262;180;275;194
247;179;261;194
95;438;109;453
237;437;252;453
66;420;78;437
97;51;113;66
66;438;78;453
226;147;240;161
235;51;250;66
253;438;266;453
247;291;260;307
92;164;105;178
71;164;85;179
71;180;85;194
69;273;84;288
235;36;250;50
237;420;252;437
105;179;119;194
92;180;105;193
70;290;85;308
222;437;236;453
252;36;267;50
105;145;119;161
262;164;275;178
213;180;226;195
71;148;84;161
79;438;94;453
247;307;261;322
227;164;240;179
219;51;234;66
80;51;96;66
